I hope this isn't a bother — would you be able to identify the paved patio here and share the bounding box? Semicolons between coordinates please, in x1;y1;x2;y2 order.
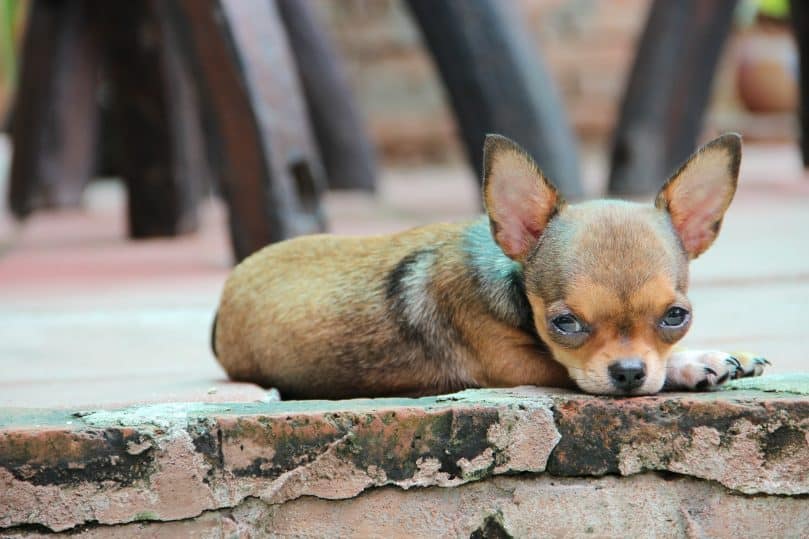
1;141;807;408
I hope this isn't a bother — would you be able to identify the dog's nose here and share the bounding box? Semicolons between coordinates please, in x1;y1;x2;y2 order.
608;358;647;392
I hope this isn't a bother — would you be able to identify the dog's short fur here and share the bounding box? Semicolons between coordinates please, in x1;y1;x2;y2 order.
213;133;768;399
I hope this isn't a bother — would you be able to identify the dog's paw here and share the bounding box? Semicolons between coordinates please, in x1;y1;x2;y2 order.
728;351;771;378
664;350;769;391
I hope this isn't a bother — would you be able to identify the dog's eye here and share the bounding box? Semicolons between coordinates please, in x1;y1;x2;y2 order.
661;307;689;327
551;314;584;334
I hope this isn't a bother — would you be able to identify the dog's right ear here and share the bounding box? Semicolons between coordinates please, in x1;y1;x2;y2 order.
483;134;565;262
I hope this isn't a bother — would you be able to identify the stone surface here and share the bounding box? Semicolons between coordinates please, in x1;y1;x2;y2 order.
1;384;807;535
8;474;806;538
726;373;809;395
0;388;560;532
548;383;809;495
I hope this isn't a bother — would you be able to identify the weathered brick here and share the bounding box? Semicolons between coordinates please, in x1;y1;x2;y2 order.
1;380;807;534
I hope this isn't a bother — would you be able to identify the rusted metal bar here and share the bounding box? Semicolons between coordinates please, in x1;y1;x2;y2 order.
608;0;737;195
406;0;582;198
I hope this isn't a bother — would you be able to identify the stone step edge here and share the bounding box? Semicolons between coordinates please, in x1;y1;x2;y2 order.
1;379;808;533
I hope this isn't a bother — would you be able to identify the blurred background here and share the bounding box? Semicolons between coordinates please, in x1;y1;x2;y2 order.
0;0;802;165
0;0;806;407
318;0;796;162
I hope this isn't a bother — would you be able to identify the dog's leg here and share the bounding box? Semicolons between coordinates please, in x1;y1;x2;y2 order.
664;349;770;391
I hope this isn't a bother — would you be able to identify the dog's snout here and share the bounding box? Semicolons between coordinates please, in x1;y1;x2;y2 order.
608;358;647;392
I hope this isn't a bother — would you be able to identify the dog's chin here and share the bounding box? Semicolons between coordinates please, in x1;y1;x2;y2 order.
569;371;666;397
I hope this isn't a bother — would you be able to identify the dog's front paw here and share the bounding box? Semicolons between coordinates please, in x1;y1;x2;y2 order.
664;350;770;391
729;351;771;378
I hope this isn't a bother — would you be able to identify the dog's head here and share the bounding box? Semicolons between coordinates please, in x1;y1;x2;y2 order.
483;134;741;395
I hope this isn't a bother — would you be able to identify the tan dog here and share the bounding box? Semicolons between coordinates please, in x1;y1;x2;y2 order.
213;133;768;399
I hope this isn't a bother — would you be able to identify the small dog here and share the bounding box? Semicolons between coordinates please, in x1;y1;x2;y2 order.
212;133;768;399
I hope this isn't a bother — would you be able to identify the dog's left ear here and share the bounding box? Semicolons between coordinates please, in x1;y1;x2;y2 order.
483;134;565;262
655;133;741;259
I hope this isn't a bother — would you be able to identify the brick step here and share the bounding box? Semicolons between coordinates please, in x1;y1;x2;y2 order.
2;376;807;536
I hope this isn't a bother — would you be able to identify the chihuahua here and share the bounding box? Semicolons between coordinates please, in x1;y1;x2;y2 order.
212;133;768;399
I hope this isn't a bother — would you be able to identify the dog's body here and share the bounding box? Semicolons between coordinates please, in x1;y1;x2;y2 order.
214;217;570;399
214;134;768;398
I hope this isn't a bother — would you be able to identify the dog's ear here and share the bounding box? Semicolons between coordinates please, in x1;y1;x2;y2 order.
483;134;565;261
655;133;741;259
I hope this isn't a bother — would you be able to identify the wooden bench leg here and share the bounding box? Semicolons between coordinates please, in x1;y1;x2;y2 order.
406;0;582;198
608;0;737;195
790;0;809;168
277;0;377;192
8;0;101;217
165;0;327;261
95;0;205;238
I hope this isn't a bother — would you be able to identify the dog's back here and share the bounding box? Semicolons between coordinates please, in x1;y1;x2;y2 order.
214;223;485;399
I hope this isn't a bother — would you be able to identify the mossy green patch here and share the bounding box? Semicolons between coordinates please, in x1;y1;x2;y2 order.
725;373;809;396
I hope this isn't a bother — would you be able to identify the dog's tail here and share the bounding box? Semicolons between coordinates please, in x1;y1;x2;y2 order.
210;311;219;358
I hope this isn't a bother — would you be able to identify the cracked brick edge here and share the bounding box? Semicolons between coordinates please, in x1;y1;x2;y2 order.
1;385;808;532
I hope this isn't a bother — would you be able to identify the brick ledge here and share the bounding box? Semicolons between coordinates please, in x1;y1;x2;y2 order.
1;375;808;533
